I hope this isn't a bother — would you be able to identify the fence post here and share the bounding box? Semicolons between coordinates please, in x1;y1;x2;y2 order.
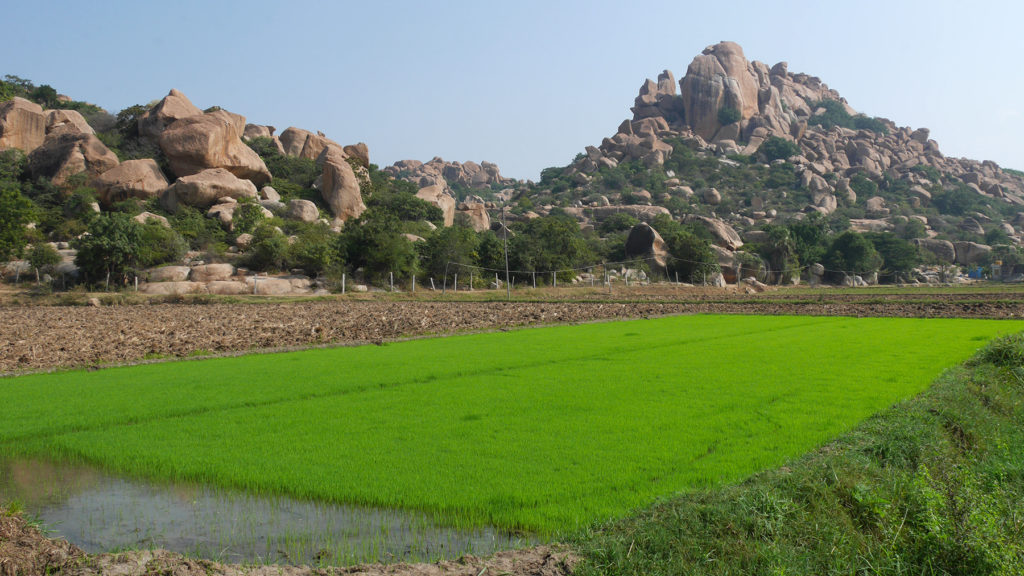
412;275;416;293
553;271;557;288
390;271;394;292
342;273;346;294
470;273;473;291
454;273;458;292
430;277;435;291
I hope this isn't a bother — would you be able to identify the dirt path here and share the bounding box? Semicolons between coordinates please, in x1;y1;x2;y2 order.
3;295;1024;374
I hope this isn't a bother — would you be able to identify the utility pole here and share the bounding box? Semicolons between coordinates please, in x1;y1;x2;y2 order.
502;205;511;301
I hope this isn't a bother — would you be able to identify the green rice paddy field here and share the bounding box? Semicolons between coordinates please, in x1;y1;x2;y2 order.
2;314;1022;536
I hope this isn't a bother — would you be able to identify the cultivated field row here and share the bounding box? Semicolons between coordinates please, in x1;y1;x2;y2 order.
4;292;1024;374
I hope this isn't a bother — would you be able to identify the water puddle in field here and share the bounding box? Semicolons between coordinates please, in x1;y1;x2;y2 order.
0;457;535;565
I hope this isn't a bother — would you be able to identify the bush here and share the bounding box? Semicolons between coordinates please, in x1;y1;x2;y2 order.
137;223;187;268
73;213;144;285
759;136;800;162
0;180;34;261
717;106;741;126
824;231;883;281
245;224;290;272
27;242;62;277
599;212;640;235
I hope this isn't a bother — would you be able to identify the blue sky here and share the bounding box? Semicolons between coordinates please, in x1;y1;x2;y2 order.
3;0;1021;179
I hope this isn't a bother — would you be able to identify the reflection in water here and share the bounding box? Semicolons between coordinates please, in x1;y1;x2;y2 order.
0;458;534;565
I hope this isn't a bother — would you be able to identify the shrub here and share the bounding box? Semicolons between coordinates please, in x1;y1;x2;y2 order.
0;180;34;261
759;136;800;162
717;106;741;126
73;213;144;285
137;223;187;268
27;242;62;277
824;231;883;281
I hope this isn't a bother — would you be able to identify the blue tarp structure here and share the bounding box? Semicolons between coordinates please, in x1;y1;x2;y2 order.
968;267;984;279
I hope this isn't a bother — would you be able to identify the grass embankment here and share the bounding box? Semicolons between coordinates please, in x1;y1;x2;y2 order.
1;316;1021;537
576;333;1024;575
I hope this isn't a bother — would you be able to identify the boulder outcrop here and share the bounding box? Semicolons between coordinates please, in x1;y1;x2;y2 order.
160;168;258;211
279;127;339;160
0;97;46;153
138;89;203;140
28;133;119;186
93;159;169;205
623;222;668;275
45;109;94;137
159;109;271;185
415;184;456;226
317;145;365;221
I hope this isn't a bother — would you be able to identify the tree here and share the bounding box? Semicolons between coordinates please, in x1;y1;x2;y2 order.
757;224;799;284
717;106;741;125
73;213;143;285
339;211;419;283
508;213;595;279
0;181;34;262
864;232;921;283
421;223;479;283
823;231;883;282
759;136;800;162
788;212;831;269
663;228;719;283
27;243;62;282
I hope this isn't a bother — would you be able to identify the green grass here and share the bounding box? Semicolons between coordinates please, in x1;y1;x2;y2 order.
575;332;1024;575
1;315;1021;536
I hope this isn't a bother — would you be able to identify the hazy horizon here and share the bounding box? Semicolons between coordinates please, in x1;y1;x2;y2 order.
3;0;1021;180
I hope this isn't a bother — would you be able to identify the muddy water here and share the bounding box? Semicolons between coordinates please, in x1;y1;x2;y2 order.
0;458;535;565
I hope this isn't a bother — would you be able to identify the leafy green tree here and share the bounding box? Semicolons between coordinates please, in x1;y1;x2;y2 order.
287;224;336;276
421;223;479;282
73;213;144;284
933;184;980;216
27;242;61;280
864;232;921;282
788;212;831;269
29;84;58;108
757;225;800;284
245;223;290;272
137;223;187;268
759;136;800;162
231;201;266;235
663;228;719;283
339;211;419;283
0;181;34;262
598;212;640;235
717;106;741;125
170;205;228;250
508;213;595;278
823;231;883;282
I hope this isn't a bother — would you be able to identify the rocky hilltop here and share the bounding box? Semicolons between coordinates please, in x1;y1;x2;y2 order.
520;41;1024;277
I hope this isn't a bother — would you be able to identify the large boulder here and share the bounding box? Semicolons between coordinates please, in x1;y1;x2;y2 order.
160;168;258;211
343;142;370;167
189;263;234;283
317;145;366;221
45;109;94;137
28;133;119;186
679;42;760;140
279;127;339;160
912;238;956;264
953;241;992;266
624;222;668;275
145;266;191;282
0;97;46;153
416;184;455;226
457;202;490;232
93;159;170;205
287;198;320;222
138;89;203;140
684;215;743;250
159;109;271;185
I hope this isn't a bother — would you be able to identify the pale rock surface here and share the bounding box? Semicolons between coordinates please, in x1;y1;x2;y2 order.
415;184;456;226
138;89;203;139
45;109;94;137
0;97;46;152
29;133;119;186
287;198;320;222
159;109;271;185
93;159;169;205
317;145;366;221
189;263;235;283
161;168;258;211
623;222;669;275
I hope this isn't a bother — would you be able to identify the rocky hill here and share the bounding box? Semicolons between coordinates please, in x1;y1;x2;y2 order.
517;41;1024;275
2;43;1024;293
